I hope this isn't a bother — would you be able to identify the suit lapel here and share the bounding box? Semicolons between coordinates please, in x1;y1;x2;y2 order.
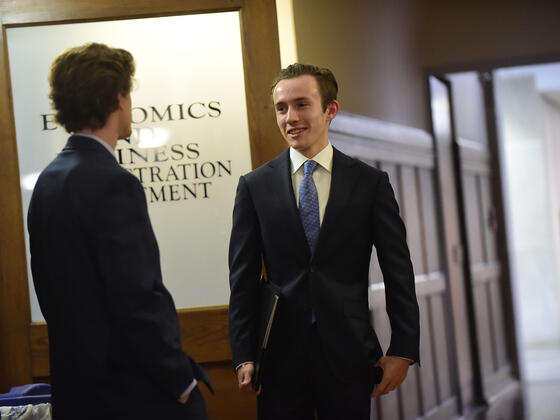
266;150;311;258
315;148;359;255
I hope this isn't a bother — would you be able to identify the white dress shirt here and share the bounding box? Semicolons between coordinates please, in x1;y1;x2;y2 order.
290;142;333;223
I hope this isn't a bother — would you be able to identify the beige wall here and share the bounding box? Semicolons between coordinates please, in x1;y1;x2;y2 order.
292;0;426;130
292;0;560;132
416;1;560;70
275;0;298;67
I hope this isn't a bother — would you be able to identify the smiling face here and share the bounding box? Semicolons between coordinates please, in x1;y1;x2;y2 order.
273;75;339;158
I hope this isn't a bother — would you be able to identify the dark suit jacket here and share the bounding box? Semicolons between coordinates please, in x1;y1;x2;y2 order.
28;135;210;420
228;147;420;385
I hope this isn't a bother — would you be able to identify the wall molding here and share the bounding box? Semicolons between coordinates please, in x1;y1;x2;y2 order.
458;136;491;174
28;305;231;378
329;111;435;168
369;271;445;309
471;261;501;285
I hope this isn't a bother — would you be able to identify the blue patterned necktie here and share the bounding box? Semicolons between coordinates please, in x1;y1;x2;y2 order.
299;160;320;253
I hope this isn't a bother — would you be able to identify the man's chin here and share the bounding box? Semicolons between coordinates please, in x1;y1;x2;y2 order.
285;138;305;150
118;129;132;140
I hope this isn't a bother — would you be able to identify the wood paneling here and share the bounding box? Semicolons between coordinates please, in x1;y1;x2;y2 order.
401;366;421;420
419;294;437;410
199;361;256;420
29;306;233;377
463;173;484;265
398;165;424;420
371;272;455;419
401;165;425;274
0;0;240;25
29;322;49;378
474;282;496;376
489;280;508;368
329;112;434;168
430;77;478;411
238;0;287;168
480;176;497;261
458;136;516;402
333;113;459;419
177;306;230;363
419;167;441;273
0;17;33;392
431;294;452;401
371;290;400;420
29;306;256;419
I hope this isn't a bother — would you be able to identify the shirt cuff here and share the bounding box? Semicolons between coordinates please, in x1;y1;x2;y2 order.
235;361;254;372
393;356;415;364
179;379;198;399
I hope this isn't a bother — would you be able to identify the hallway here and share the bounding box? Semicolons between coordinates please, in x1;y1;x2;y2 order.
526;380;560;420
471;343;560;420
525;343;560;420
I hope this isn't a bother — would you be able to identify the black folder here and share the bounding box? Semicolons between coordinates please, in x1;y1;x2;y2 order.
252;277;281;391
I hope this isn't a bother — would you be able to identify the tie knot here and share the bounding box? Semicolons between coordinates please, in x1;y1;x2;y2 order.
303;160;318;176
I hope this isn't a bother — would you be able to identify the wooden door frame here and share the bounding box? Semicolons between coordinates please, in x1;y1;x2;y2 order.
439;74;488;403
479;70;520;382
427;76;483;414
425;55;560;400
0;0;286;393
427;67;524;412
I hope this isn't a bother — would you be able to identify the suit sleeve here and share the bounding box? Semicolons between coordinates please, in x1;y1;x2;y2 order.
228;176;263;369
372;171;420;364
94;172;196;399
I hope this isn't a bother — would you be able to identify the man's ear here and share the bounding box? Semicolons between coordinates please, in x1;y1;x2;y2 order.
326;100;339;122
116;92;126;110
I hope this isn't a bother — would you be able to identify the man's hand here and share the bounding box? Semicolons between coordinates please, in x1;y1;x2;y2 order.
371;356;411;398
237;363;261;395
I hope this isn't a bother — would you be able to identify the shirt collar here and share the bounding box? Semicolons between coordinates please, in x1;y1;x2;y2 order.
75;132;116;158
290;142;333;174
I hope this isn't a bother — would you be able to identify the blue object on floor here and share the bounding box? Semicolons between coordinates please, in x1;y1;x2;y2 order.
0;383;51;406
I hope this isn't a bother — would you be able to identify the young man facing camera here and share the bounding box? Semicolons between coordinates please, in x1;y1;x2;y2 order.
229;63;420;419
28;43;211;420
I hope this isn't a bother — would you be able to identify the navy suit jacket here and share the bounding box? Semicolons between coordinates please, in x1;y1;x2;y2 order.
228;147;420;384
28;135;210;419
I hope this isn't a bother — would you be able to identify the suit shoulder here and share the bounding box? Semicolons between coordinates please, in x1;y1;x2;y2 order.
241;149;288;183
355;159;384;177
99;163;143;196
37;151;141;199
334;148;385;178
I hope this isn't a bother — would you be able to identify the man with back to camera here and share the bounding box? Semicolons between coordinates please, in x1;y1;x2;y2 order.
228;63;420;419
28;42;212;420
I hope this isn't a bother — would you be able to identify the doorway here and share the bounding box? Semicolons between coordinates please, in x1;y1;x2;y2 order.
429;62;560;419
493;63;560;420
429;74;520;419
